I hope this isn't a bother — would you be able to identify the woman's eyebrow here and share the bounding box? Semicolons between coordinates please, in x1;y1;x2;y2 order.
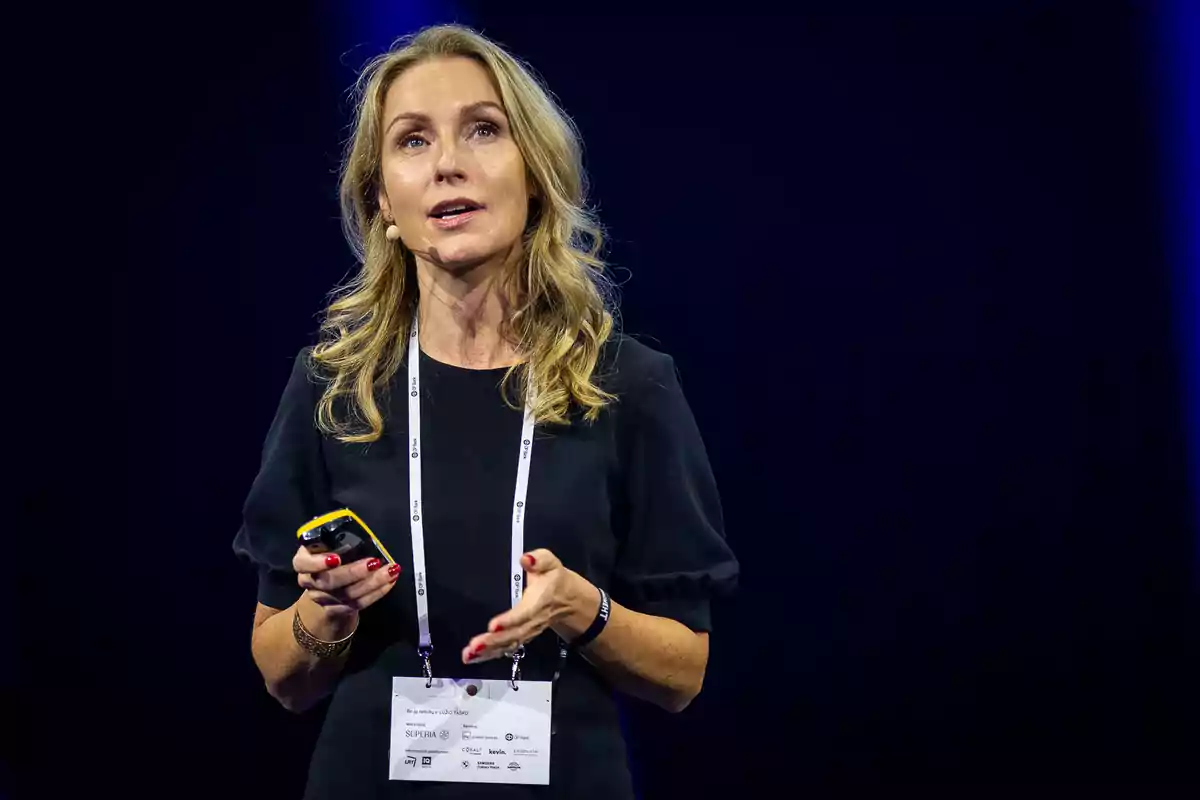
384;101;507;137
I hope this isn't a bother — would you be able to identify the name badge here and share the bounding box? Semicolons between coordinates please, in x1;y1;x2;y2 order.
389;677;552;785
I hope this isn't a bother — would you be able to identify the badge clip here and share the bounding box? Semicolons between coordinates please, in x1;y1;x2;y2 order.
418;645;434;688
508;644;525;690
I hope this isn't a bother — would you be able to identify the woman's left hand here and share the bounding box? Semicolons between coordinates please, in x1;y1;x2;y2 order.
461;548;590;664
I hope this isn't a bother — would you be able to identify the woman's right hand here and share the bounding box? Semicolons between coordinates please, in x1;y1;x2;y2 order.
293;546;402;618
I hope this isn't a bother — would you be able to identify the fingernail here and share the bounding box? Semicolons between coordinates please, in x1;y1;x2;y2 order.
388;563;402;578
493;625;505;632
525;554;536;566
325;554;341;568
366;558;382;571
472;643;486;655
465;651;476;661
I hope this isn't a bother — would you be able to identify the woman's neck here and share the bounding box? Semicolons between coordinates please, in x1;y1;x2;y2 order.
413;256;522;369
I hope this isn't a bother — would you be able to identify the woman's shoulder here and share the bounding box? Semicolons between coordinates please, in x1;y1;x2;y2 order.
269;346;332;418
294;345;338;389
596;334;683;400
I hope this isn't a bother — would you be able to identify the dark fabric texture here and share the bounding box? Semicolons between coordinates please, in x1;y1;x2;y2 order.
232;335;738;799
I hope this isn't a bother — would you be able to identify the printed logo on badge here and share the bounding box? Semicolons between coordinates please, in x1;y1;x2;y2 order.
391;667;551;783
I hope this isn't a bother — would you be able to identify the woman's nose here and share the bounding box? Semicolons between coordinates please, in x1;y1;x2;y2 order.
434;140;468;184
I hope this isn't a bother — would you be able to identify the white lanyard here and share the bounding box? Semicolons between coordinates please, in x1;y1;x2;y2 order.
407;316;536;685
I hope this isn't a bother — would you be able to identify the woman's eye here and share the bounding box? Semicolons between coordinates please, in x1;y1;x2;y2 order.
470;121;499;139
399;134;426;149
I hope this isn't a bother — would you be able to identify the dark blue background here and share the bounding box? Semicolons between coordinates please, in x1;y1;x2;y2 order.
18;1;1196;796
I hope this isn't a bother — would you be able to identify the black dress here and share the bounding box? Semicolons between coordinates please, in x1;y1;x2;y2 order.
232;335;739;799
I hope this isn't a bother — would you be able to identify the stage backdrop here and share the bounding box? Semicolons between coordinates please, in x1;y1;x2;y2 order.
47;1;1196;795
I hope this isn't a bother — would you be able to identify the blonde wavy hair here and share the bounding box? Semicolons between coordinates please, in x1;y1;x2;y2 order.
312;24;615;443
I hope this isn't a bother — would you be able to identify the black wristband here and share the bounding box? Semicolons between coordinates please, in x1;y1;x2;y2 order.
568;586;611;650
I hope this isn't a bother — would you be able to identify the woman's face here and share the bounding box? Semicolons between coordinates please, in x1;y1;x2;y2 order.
377;56;530;271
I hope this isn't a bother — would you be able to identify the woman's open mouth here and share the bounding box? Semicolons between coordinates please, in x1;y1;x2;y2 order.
428;199;484;230
430;209;480;230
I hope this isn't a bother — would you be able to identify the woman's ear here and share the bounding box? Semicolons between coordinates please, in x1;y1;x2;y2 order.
377;190;393;222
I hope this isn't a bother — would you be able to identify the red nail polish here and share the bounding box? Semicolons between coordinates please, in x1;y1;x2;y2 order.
465;651;476;661
525;554;536;566
366;558;382;571
388;563;402;578
325;554;341;568
472;644;486;655
493;625;505;632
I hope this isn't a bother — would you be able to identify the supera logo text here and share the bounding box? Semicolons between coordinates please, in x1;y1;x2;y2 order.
406;730;438;739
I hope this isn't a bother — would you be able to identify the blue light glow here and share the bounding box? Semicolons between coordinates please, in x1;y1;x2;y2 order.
336;0;466;54
1158;0;1200;570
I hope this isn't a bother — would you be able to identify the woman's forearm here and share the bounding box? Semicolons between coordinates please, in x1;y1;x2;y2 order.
551;571;709;713
251;595;356;713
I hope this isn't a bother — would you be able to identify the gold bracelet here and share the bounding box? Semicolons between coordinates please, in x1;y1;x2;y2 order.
292;607;355;659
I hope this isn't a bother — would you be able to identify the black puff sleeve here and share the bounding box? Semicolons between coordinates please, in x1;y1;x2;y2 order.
611;344;739;632
232;348;332;610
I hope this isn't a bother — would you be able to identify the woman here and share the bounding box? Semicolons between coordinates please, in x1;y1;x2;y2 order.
233;24;738;799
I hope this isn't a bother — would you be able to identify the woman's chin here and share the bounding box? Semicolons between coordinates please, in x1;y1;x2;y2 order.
419;242;501;273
